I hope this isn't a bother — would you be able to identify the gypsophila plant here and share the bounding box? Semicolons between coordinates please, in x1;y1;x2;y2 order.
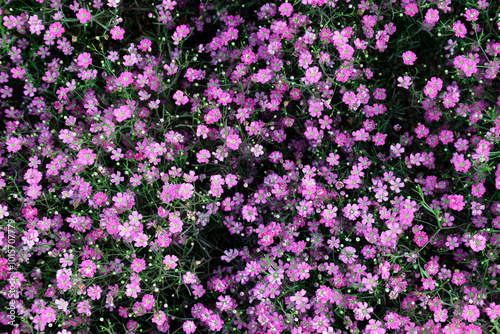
1;0;500;333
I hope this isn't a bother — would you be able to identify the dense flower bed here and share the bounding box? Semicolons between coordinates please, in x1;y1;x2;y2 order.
1;0;500;333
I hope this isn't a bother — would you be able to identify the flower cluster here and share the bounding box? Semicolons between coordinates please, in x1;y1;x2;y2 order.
1;0;500;333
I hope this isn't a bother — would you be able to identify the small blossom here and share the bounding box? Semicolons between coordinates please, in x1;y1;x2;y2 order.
402;51;417;65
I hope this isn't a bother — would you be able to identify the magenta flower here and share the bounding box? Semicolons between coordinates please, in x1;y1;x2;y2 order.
163;255;179;270
77;300;91;316
204;108;222;124
142;294;156;311
469;234;487;252
6;136;21;153
448;194;465;211
76;8;92;24
173;90;189;105
152;311;167;326
131;258;146;273
462;304;480;322
77;148;96;166
87;284;103;300
242;204;258;222
183;320;197;334
361;273;379;293
402;51;417;65
196;149;211;163
303;66;322;85
113;105;133;122
125;282;141;298
56;274;72;291
425;9;440;24
110;26;125;40
226;134;242;150
278;3;293;17
80;259;97;278
339;246;358;264
414;231;428;247
77;52;92;68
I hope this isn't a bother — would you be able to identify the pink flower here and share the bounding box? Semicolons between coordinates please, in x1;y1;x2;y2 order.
41;307;56;323
404;3;418;17
11;66;26;79
77;300;91;316
425;9;440;24
93;192;108;206
152;311;167;326
361;273;378;292
415;125;429;139
485;303;500;320
204;109;222;124
182;320;197;334
0;204;8;220
196;149;211;163
77;148;96;166
6;136;22;153
87;284;103;300
125;282;141;298
163;255;179;270
354;302;373;321
373;133;387;146
110;26;125;40
114;105;133;122
452;20;467;38
338;44;355;60
465;324;482;334
464;8;479;22
462;304;480;322
452;271;467;286
169;217;183;233
424;77;443;99
278;3;293;17
131;258;146;273
339;246;358;264
118;71;134;87
414;231;428;247
448;194;465;211
242;204;258;222
173;90;189;105
142;294;155;311
397;75;412;89
77;52;92;68
80;259;97;278
422;277;436;290
76;8;92;24
469;234;487;252
226;134;242;150
57;274;72;291
255;69;272;84
138;38;152;52
402;51;417;65
303;66;322;85
434;308;448;323
343;204;360;221
290;289;307;304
